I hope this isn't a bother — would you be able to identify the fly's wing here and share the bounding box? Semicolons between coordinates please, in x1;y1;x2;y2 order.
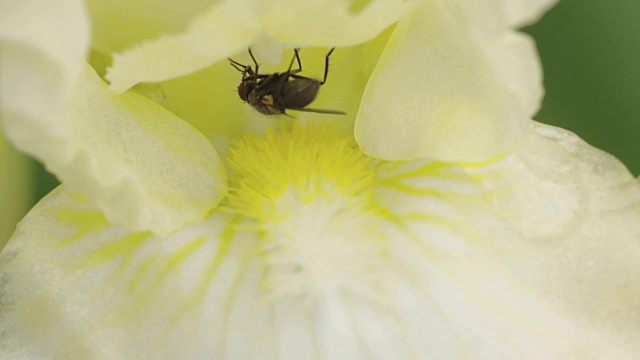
289;107;346;115
282;78;321;109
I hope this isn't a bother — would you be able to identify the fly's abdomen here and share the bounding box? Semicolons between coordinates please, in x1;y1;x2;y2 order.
282;79;321;109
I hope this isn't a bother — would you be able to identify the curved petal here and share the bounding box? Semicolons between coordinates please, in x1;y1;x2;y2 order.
484;31;544;119
0;0;89;153
373;122;640;356
452;0;559;38
106;0;414;93
355;0;528;162
0;187;241;358
3;123;639;358
85;0;218;54
502;0;559;28
0;0;225;236
4;63;227;237
160;39;393;145
474;122;640;352
260;0;413;47
106;0;262;93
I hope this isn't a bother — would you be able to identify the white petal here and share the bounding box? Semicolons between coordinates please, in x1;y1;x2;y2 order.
0;0;89;152
453;0;559;37
107;0;414;93
355;0;528;162
2;0;227;236
85;0;218;53
378;121;640;357
4;123;638;358
0;187;239;357
502;0;559;28
475;122;640;354
259;0;413;47
484;31;544;119
3;63;227;237
106;0;262;93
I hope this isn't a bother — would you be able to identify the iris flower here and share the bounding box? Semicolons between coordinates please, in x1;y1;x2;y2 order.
1;0;639;358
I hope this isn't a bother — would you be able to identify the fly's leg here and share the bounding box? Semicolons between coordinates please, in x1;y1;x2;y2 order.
228;58;251;79
291;48;302;74
321;47;335;85
248;48;260;77
254;73;278;91
275;48;302;94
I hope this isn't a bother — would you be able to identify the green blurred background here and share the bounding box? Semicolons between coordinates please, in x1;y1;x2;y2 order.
1;0;639;248
525;0;640;174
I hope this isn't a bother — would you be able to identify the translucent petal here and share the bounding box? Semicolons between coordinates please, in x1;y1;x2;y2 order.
373;122;640;356
502;0;559;28
0;0;85;234
85;0;218;53
453;0;559;38
0;187;238;357
0;0;89;149
259;0;413;47
106;0;262;93
3;64;227;237
160;33;394;148
2;123;639;358
107;0;413;93
472;122;640;354
355;0;528;162
484;31;544;119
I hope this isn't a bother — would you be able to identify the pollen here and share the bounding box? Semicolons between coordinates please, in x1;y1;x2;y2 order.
224;122;388;301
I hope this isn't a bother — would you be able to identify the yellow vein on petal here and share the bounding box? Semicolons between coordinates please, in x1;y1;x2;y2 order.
167;215;242;328
82;232;151;267
402;212;487;246
127;253;160;292
377;181;490;205
131;236;207;309
54;208;110;246
219;247;261;358
379;161;463;180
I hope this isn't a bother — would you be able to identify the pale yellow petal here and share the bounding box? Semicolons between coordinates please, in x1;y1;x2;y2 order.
0;0;89;153
453;0;559;38
0;187;239;357
355;0;527;161
502;0;559;27
466;122;640;355
4;64;227;237
0;0;86;237
86;0;218;53
3;123;639;358
160;37;393;145
107;0;414;93
106;0;262;93
484;31;544;119
260;0;413;47
372;121;640;357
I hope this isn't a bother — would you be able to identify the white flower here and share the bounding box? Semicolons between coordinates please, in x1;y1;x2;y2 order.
1;0;639;358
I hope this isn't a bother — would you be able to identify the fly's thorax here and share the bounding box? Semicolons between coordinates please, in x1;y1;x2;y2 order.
248;91;283;115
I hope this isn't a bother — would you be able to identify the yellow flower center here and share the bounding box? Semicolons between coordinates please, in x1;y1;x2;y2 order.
224;122;388;301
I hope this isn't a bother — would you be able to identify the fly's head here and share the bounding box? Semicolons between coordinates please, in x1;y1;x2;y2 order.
237;79;256;103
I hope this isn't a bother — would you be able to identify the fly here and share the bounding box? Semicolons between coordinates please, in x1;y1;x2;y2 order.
228;48;345;116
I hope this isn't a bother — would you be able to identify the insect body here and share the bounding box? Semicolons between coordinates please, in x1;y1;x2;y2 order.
229;48;345;116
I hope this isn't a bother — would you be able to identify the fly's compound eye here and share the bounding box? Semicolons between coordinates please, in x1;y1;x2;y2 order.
238;81;255;102
237;82;247;101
